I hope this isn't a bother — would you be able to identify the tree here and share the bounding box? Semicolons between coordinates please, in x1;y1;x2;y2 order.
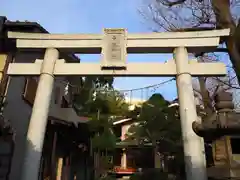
71;76;114;115
140;0;240;101
139;1;240;140
191;54;238;114
141;1;240;168
84;89;129;179
127;93;181;147
126;93;184;178
67;73;129;179
137;4;240;156
87;89;129;151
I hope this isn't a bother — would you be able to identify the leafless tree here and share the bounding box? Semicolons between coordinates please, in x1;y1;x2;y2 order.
192;54;238;113
139;0;240;112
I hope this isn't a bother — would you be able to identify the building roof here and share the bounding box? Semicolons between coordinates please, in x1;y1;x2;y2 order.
0;16;80;62
125;97;145;104
169;97;207;117
113;118;133;125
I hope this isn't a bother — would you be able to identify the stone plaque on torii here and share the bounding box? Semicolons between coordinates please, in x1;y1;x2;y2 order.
7;28;229;180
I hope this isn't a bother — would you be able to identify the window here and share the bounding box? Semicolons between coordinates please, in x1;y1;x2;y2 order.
0;54;13;103
231;137;240;154
23;77;38;105
0;54;8;94
54;87;60;104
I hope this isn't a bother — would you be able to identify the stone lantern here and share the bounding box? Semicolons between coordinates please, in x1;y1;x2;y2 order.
193;91;240;140
193;91;240;178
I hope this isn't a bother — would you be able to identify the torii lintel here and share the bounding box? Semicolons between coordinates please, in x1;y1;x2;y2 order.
7;28;230;54
7;59;226;77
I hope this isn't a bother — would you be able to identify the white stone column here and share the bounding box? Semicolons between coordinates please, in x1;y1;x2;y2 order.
154;147;161;169
21;48;59;180
121;148;127;169
120;124;130;169
174;47;207;180
56;158;63;180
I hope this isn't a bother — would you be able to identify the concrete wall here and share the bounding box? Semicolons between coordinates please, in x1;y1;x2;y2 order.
3;51;67;180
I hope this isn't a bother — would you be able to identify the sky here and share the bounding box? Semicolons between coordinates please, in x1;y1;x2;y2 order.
2;0;222;102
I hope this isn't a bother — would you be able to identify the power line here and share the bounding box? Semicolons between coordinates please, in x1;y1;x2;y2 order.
55;77;175;93
116;78;175;92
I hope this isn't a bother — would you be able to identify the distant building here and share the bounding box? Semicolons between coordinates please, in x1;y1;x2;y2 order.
125;97;145;111
112;117;154;178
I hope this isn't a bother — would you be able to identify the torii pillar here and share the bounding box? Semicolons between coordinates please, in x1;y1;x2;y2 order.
22;48;59;180
174;47;207;180
6;28;229;180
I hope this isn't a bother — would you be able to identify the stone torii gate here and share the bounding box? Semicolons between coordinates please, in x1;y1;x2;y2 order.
7;28;229;180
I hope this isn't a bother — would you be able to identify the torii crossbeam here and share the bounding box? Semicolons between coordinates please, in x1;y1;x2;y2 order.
8;59;226;77
7;28;229;180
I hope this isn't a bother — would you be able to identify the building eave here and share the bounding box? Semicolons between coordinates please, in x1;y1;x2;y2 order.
113;118;133;125
1;16;80;63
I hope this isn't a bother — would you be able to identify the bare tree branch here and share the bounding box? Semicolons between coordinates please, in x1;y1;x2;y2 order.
139;0;240;108
158;0;187;7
